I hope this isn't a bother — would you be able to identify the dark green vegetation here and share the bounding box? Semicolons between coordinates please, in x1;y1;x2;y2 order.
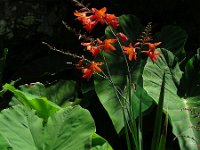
0;0;200;149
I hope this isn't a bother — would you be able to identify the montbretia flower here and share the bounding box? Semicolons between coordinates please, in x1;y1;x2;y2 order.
142;42;161;63
122;43;137;61
117;32;128;42
91;7;107;24
98;38;117;53
81;42;100;57
82;61;104;80
142;51;160;63
146;42;161;52
105;14;119;28
74;7;118;31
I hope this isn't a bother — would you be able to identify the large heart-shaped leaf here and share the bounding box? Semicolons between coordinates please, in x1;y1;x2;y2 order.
0;105;95;150
143;48;200;150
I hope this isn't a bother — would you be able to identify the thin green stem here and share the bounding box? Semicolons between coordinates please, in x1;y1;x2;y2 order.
124;112;132;150
138;94;143;150
101;52;133;133
107;25;139;150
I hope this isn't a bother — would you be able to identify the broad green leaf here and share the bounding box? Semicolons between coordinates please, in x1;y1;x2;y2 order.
94;52;127;133
0;105;95;150
0;105;43;150
155;26;188;60
43;106;95;150
0;133;12;150
91;133;113;150
132;85;153;118
3;84;61;119
143;48;200;150
16;80;77;106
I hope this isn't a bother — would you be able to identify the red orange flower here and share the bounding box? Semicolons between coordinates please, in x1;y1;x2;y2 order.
122;43;137;61
146;42;161;52
117;32;128;42
74;7;118;31
105;14;119;28
98;38;117;53
82;61;104;80
91;7;107;24
142;42;162;63
142;51;160;63
81;42;100;57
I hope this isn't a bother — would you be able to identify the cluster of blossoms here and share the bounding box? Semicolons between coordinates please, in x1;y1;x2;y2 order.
74;7;119;32
73;1;161;80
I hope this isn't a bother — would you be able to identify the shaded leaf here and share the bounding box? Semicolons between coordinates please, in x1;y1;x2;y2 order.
18;80;77;106
178;54;200;97
155;26;188;60
0;48;8;83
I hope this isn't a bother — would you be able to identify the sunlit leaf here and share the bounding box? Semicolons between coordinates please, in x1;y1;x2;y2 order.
143;48;200;150
0;105;95;150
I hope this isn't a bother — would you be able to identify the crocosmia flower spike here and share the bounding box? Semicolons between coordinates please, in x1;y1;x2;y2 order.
74;4;118;31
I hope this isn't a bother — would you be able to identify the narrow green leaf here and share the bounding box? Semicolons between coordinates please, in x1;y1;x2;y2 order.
158;109;168;150
151;73;165;150
124;114;132;150
138;89;143;150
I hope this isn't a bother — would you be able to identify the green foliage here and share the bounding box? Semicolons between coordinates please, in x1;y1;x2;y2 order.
13;80;77;107
143;48;200;150
0;105;96;150
0;48;8;83
151;73;165;150
117;14;143;42
95;14;153;133
0;133;11;150
155;26;188;60
3;83;61;120
91;133;113;150
178;53;200;97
